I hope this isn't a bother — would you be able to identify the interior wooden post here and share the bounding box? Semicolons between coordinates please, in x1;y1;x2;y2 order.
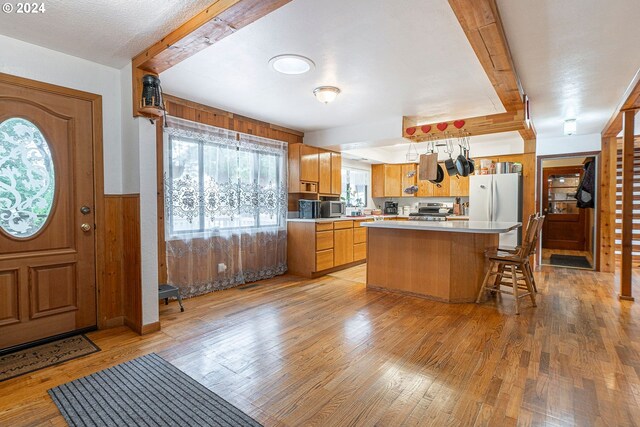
620;109;636;300
599;137;617;273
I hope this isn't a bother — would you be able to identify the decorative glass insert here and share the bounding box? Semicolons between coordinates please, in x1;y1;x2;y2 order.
0;118;55;238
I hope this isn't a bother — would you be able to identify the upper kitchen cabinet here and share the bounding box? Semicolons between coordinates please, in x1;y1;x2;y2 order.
372;164;403;197
331;152;342;195
449;175;470;197
319;150;332;194
401;164;416;197
289;143;341;195
300;144;319;182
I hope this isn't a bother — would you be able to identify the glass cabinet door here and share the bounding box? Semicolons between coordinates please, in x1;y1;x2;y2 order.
547;173;580;214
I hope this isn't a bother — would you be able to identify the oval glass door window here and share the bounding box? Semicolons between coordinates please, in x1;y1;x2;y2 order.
0;118;55;238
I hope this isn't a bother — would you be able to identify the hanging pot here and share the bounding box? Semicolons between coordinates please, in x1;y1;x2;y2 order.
443;137;457;176
429;163;445;187
455;141;470;177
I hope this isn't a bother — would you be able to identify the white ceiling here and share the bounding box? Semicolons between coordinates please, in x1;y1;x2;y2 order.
161;0;505;132
498;0;640;138
0;0;213;68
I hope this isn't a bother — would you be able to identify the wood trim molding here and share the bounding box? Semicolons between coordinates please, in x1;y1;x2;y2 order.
599;137;616;273
602;68;640;138
620;110;635;300
131;0;292;117
446;0;535;141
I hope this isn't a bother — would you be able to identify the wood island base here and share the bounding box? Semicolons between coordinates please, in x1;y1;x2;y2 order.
366;227;499;303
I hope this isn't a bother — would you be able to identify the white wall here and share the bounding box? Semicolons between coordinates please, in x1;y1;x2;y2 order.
0;34;123;194
536;133;601;156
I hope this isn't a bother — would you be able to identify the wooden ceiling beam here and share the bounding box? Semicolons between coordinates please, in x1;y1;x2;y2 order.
131;0;291;117
447;0;535;141
402;110;525;141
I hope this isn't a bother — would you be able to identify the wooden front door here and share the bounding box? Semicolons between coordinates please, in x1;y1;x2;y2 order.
542;166;587;250
0;78;97;350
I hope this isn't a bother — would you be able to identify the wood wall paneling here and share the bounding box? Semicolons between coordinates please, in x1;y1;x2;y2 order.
103;195;142;332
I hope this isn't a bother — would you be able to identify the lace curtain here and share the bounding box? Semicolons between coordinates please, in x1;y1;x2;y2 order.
163;116;287;298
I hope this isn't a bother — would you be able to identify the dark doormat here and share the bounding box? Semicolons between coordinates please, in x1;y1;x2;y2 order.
550;254;592;269
48;353;263;427
0;335;99;382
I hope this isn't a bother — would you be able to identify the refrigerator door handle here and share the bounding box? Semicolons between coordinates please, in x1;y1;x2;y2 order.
493;178;498;221
490;178;494;221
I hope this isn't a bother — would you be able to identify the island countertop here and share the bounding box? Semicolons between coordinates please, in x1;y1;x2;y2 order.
362;220;521;234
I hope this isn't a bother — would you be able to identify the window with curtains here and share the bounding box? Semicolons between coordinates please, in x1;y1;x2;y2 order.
164;120;287;237
340;167;369;207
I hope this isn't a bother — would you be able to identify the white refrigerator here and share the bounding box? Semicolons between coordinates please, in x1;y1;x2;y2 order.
469;173;522;248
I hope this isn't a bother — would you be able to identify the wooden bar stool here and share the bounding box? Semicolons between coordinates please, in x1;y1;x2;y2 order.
476;215;544;314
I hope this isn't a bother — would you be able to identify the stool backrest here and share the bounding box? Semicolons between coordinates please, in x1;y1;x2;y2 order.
517;214;542;258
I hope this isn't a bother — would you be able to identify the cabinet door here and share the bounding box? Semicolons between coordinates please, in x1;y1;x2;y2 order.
417;178;434;197
371;164;385;198
318;150;332;194
353;243;367;261
300;145;319;182
384;164;402;197
334;228;354;266
434;166;451;197
331;152;342;195
353;227;367;244
450;175;469;197
401;163;416;197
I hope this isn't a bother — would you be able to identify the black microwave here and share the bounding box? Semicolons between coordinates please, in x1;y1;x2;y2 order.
299;200;321;219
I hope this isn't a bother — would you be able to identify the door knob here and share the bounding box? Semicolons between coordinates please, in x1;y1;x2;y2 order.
81;223;91;232
80;206;91;215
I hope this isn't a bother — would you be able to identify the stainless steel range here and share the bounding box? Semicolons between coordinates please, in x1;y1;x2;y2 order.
408;202;453;221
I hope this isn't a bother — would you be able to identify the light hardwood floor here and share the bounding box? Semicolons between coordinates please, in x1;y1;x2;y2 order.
1;264;639;426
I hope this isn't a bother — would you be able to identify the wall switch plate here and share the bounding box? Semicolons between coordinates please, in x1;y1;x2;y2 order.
218;263;227;273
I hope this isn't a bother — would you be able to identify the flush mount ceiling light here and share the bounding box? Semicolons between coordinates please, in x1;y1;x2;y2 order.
269;54;315;75
313;86;341;104
564;119;577;135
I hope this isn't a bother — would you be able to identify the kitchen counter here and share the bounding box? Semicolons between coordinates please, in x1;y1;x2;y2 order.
365;220;522;303
362;220;520;234
287;215;409;223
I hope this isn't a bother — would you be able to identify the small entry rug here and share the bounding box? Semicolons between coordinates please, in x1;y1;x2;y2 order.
48;353;263;427
550;254;592;269
0;334;99;382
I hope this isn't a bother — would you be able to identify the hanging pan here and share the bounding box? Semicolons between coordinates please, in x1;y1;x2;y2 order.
455;135;470;177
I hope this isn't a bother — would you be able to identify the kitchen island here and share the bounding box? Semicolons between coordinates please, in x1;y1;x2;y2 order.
362;220;521;303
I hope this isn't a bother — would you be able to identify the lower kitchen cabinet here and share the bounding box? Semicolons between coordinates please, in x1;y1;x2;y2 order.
353;227;367;244
354;242;367;261
334;228;354;265
316;249;334;271
287;220;367;278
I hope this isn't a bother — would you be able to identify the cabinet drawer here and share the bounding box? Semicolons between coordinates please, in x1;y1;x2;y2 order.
354;219;373;227
316;230;334;251
316;222;334;232
353;227;367;244
316;249;334;271
334;220;354;230
353;243;367;261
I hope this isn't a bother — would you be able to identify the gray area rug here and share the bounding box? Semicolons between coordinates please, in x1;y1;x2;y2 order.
48;353;262;427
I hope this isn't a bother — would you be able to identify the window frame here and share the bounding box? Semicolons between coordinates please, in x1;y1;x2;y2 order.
341;166;370;208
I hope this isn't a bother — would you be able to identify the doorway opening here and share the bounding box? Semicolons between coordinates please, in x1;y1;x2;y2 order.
538;153;599;270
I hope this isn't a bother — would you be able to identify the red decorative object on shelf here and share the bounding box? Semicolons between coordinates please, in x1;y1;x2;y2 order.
454;120;466;129
406;127;417;135
421;125;432;133
437;122;448;131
